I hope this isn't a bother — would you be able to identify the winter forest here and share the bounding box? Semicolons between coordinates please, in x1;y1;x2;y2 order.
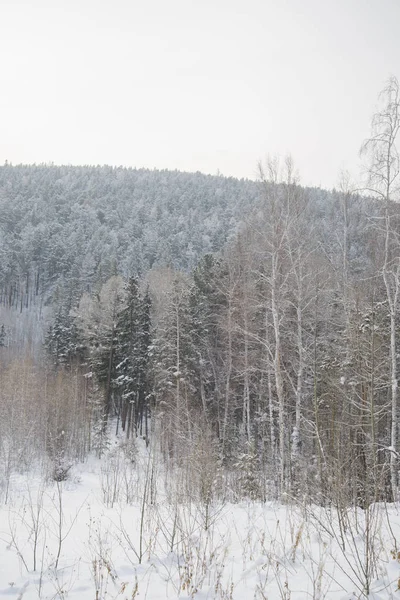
1;78;400;599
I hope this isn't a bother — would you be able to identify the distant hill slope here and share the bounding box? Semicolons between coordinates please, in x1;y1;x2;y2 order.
0;164;262;306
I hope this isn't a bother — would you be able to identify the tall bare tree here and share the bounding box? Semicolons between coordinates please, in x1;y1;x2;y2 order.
361;75;400;499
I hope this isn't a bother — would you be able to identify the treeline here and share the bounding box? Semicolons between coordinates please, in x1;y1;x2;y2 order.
1;77;400;508
0;163;261;309
0;165;395;508
0;172;395;506
40;165;396;507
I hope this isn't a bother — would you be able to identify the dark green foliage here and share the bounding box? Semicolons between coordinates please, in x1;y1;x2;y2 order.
114;277;152;438
234;443;263;501
45;309;82;367
189;255;226;420
0;324;6;347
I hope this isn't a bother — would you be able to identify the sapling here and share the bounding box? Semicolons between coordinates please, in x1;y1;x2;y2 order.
5;482;48;573
48;479;84;571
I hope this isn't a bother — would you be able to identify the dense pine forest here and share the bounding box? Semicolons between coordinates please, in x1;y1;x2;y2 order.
3;0;400;593
1;78;400;514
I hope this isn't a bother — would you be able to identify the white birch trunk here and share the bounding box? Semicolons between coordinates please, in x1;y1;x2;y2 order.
271;253;285;494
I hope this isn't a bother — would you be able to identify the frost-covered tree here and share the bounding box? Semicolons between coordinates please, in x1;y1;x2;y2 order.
114;277;152;439
0;324;6;348
149;269;197;459
189;254;226;421
360;75;400;500
45;308;82;368
76;276;125;427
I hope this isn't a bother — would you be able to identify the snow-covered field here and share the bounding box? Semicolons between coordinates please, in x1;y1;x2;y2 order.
1;444;400;600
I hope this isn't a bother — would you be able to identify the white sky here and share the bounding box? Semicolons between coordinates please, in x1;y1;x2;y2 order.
1;0;399;189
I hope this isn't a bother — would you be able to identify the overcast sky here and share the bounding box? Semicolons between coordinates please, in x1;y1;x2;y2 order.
1;0;399;189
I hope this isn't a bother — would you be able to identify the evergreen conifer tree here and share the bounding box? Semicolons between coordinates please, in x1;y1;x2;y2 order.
114;277;151;438
0;324;6;347
45;308;82;367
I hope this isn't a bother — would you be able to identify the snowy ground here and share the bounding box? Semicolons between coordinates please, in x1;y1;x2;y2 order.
1;445;400;599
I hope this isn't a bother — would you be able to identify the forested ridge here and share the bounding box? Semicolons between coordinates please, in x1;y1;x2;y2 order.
1;78;400;511
0;163;259;308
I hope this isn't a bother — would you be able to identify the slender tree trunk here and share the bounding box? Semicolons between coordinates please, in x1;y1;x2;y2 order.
104;324;115;429
243;305;251;443
222;294;233;453
383;206;400;500
271;254;285;494
292;264;303;463
265;307;277;494
175;304;181;432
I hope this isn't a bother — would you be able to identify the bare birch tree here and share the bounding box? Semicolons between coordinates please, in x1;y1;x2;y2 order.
361;75;400;500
